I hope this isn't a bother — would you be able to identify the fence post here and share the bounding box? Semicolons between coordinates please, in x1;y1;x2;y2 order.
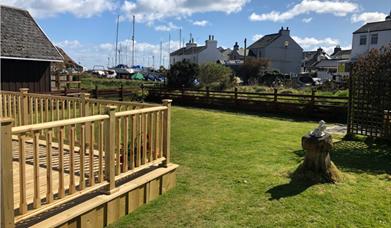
234;87;238;105
1;118;14;228
162;99;172;167
119;84;124;101
19;88;29;125
273;88;278;102
206;87;210;103
181;85;185;98
104;106;117;193
94;85;98;99
311;89;316;105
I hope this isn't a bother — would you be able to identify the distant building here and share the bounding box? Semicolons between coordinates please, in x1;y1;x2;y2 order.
248;27;303;75
351;11;391;60
169;35;223;65
0;5;63;92
302;47;330;72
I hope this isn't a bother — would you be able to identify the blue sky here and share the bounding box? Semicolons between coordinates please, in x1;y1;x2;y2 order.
2;0;390;68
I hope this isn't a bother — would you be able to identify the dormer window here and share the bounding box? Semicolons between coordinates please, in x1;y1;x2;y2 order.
371;34;378;45
359;35;367;45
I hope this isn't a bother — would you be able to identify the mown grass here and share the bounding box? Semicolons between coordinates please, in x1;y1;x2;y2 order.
110;107;391;227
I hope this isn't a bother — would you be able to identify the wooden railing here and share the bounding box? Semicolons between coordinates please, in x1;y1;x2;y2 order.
0;93;172;227
0;88;159;127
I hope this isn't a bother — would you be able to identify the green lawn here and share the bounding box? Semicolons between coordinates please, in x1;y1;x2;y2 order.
110;107;391;227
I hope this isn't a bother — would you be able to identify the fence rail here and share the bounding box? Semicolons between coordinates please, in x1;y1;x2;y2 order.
147;87;348;122
0;90;172;227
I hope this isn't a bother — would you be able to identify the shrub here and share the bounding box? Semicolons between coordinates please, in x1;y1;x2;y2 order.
238;58;270;85
198;63;233;90
167;60;199;88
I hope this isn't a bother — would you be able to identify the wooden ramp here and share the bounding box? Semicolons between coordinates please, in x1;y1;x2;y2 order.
12;140;102;211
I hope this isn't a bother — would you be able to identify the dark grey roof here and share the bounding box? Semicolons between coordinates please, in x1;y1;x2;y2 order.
353;20;391;34
330;49;351;60
248;33;280;49
170;46;206;56
1;5;63;61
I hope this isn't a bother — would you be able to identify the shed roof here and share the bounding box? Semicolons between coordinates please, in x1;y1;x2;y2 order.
0;5;63;62
353;20;391;34
248;33;280;49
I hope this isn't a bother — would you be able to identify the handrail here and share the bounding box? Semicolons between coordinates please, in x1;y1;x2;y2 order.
12;115;108;134
114;106;167;117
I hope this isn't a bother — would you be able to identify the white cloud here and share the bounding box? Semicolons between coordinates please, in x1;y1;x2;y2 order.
1;0;115;18
56;40;82;49
193;20;208;26
249;0;358;22
302;17;312;23
292;36;339;49
121;0;249;23
154;22;180;31
252;34;263;41
351;12;387;24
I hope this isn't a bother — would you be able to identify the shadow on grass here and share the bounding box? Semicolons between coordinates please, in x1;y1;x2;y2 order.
266;179;314;200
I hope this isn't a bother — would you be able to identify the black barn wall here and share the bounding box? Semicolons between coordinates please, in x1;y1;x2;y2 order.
1;59;51;92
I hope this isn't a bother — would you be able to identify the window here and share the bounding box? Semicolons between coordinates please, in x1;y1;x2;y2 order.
371;34;378;45
359;35;367;45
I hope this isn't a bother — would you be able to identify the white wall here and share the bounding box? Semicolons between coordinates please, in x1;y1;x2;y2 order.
351;30;391;60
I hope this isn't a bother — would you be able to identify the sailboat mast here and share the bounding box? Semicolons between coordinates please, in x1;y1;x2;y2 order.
114;14;119;66
132;15;135;67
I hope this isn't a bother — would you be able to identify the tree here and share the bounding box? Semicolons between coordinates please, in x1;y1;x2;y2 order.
167;60;199;88
238;58;270;85
198;63;233;90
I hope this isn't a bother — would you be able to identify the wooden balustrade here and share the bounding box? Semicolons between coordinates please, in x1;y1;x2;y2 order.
0;94;171;226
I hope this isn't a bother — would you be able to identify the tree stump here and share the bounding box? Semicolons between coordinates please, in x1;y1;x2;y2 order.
294;133;340;183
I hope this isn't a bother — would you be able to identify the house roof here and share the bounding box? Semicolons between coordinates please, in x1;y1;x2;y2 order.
353;20;391;34
248;33;280;49
0;5;63;62
170;46;207;56
330;49;351;60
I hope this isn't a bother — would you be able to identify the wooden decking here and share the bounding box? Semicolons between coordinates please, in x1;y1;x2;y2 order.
12;139;102;211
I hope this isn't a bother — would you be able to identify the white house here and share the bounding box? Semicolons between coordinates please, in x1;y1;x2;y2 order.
351;11;391;60
169;35;223;65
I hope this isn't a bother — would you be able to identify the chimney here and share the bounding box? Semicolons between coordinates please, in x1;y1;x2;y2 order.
279;26;290;36
333;45;341;55
205;35;217;49
386;10;391;21
233;42;239;51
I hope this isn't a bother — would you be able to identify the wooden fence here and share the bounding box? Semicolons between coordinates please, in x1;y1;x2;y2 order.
147;87;349;122
0;89;172;227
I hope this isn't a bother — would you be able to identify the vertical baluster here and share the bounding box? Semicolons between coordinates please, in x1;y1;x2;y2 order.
29;97;33;124
160;110;164;158
33;131;41;209
51;99;54;121
69;125;76;193
91;102;95;115
56;100;60;120
154;111;159;160
13;96;17;124
142;113;147;165
40;99;44;123
98;121;104;183
80;124;86;190
18;134;27;214
0;94;3;117
45;98;49;122
115;117;121;175
61;100;65;120
46;130;53;203
18;96;22;125
8;95;12;117
136;114;141;167
58;126;65;198
67;100;71;119
122;116;128;172
148;112;153;162
35;98;39;124
73;100;77;118
89;123;95;186
130;114;136;170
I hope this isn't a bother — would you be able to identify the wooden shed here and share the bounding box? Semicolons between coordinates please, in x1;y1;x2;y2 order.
0;5;63;93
